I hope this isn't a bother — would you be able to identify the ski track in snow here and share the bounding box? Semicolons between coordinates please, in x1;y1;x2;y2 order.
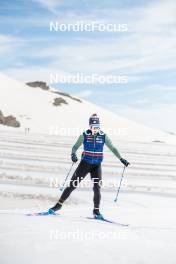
0;130;176;264
0;130;176;196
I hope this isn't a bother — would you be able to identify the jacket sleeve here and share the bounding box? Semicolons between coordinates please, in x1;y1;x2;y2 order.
105;134;122;160
71;134;84;154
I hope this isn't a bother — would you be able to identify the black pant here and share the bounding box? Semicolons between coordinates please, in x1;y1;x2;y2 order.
59;160;102;208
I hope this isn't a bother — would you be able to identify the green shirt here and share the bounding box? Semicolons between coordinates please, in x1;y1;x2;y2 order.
72;133;122;160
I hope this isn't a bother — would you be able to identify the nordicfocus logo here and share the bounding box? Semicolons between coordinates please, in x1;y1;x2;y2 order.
49;73;128;85
49;126;128;137
49;21;128;33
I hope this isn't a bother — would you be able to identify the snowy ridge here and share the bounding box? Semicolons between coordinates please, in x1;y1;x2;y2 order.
0;113;176;264
0;130;176;201
0;72;176;144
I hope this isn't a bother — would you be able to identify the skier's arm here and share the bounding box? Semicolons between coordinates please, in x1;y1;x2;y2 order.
71;134;84;154
105;134;122;160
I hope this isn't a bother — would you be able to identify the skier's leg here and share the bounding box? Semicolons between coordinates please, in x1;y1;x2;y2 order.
90;163;102;214
50;160;90;212
60;160;90;202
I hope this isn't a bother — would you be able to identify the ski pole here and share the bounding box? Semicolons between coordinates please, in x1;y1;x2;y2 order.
114;165;126;202
60;162;74;191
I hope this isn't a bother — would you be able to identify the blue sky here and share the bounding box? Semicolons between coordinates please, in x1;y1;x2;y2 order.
0;0;176;133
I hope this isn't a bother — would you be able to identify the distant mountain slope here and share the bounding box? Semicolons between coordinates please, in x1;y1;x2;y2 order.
0;72;175;144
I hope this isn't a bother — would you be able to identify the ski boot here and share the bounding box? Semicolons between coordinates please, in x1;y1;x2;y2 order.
48;201;62;215
93;208;104;220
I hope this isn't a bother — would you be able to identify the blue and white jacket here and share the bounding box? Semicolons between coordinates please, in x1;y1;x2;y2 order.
82;129;105;164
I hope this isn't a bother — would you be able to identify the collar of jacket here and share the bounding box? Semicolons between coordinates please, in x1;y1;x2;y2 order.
84;129;105;136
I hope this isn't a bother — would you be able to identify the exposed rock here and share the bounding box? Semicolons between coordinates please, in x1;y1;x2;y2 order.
53;97;68;106
0;111;5;124
166;131;176;136
26;81;49;90
52;91;82;103
26;81;82;103
152;140;165;143
0;111;20;128
4;115;20;127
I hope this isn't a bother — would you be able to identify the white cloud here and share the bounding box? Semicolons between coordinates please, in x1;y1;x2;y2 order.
133;1;176;33
74;90;92;98
3;67;66;83
110;85;176;96
2;0;176;76
1;0;175;133
32;0;63;12
26;31;176;75
0;34;22;56
0;35;16;42
111;104;176;133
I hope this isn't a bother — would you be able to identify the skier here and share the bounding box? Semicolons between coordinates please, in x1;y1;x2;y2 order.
49;113;130;219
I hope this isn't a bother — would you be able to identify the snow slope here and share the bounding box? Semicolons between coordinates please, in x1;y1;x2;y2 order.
1;73;176;264
0;72;176;144
0;193;176;264
0;131;176;264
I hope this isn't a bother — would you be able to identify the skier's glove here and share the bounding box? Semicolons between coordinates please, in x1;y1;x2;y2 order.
120;158;130;167
71;153;78;163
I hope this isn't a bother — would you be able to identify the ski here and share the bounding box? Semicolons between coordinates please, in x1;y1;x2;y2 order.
26;211;59;216
87;217;129;227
